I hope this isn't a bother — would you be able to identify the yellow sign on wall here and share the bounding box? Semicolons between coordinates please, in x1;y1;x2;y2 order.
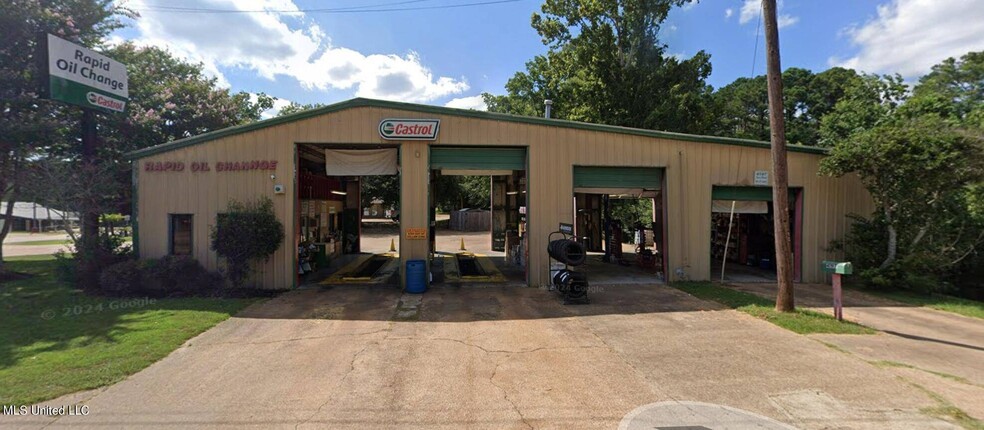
405;228;427;240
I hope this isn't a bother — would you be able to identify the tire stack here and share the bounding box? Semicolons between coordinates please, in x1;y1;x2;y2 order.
548;238;589;304
547;238;586;266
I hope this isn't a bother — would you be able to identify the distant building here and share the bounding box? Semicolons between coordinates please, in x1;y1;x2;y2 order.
0;202;79;232
364;199;396;219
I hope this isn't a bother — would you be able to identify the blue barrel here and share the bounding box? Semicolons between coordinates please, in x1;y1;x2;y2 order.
405;260;427;293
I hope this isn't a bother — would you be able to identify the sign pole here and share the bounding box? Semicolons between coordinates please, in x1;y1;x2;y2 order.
80;108;100;256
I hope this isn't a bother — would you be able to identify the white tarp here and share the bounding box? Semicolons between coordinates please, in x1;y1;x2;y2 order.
712;200;768;214
324;148;398;176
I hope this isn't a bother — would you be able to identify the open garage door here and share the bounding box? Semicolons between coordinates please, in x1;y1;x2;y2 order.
429;147;528;285
710;185;802;283
573;166;666;284
573;166;662;195
431;147;526;173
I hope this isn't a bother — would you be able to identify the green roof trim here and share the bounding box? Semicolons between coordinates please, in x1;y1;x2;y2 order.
125;97;828;160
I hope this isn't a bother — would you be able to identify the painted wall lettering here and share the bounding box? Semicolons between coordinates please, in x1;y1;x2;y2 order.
144;161;185;172
143;160;278;173
215;160;278;172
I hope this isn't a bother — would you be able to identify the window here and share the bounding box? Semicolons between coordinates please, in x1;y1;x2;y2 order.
169;214;193;255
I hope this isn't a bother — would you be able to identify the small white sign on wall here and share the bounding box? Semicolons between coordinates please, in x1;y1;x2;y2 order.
754;170;769;186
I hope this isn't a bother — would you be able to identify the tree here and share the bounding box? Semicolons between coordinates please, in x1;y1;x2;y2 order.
485;0;715;134
433;175;491;211
15;42;275;225
711;67;864;145
818;74;907;146
97;43;274;159
362;176;400;212
913;51;983;121
820;63;984;286
20;158;125;242
276;101;324;117
609;199;652;230
0;0;127;272
712;75;770;141
2;3;273;282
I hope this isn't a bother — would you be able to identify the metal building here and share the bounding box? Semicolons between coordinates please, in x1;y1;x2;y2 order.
126;98;872;289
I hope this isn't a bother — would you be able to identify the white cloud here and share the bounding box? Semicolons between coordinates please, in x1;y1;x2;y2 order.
725;8;734;19
739;0;759;24
739;0;797;28
777;14;799;28
258;97;294;119
681;2;697;11
834;0;984;78
444;95;488;111
125;0;468;102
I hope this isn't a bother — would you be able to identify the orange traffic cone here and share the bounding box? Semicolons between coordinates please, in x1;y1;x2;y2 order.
459;237;466;251
390;238;397;252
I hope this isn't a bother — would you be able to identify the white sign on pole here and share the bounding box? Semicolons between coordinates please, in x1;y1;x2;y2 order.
45;34;129;112
754;170;769;186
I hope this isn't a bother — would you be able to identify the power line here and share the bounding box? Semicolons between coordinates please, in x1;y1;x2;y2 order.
135;0;522;14
750;5;762;76
138;0;436;13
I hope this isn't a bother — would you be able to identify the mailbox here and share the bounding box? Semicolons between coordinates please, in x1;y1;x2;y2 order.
821;260;852;275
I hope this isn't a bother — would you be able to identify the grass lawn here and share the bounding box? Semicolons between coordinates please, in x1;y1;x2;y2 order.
0;255;257;405
7;239;73;246
672;282;876;335
859;289;984;320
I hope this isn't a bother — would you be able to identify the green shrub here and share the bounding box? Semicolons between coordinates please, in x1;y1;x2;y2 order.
98;260;145;295
100;256;224;296
59;234;132;290
210;197;285;286
955;254;984;300
150;255;224;293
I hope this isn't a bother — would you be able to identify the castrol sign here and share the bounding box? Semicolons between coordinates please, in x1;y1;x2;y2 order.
378;119;440;140
44;34;129;113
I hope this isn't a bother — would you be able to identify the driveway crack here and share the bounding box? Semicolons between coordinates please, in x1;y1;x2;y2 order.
489;354;533;430
294;322;393;429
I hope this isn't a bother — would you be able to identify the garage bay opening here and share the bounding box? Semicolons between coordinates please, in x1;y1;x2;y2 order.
710;186;803;282
296;144;400;286
429;147;528;285
573;166;667;285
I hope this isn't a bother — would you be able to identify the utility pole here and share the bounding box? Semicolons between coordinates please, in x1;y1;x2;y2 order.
762;0;795;312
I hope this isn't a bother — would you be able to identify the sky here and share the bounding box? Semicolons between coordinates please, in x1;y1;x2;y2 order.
110;0;984;117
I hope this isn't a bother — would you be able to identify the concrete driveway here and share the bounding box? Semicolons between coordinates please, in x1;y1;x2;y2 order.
4;284;960;429
730;282;984;421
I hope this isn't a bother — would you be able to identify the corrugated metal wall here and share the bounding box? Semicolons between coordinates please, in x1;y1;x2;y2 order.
136;105;873;289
